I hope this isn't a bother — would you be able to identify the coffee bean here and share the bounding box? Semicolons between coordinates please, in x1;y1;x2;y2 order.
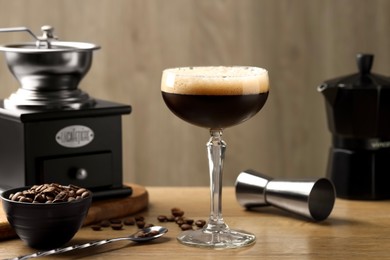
111;223;123;230
184;219;194;225
76;188;87;196
180;224;193;231
19;197;32;203
100;220;111;227
134;230;147;238
134;216;145;221
55;191;68;201
11;192;22;201
81;191;90;198
124;218;135;226
42;186;55;194
171;207;181;213
22;190;35;199
157;215;168;222
195;220;206;228
45;195;54;201
167;216;175;222
8;183;90;204
136;221;145;228
134;230;160;238
34;194;46;203
91;225;102;231
172;210;184;217
176;219;185;226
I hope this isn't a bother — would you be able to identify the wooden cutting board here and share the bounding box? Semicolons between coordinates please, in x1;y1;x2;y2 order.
0;183;148;241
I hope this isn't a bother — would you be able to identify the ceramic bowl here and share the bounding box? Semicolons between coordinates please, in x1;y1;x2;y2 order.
1;186;92;249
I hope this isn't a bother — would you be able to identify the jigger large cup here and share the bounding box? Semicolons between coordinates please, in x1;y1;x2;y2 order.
235;169;336;221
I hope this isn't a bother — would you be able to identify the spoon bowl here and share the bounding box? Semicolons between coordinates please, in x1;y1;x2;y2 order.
130;226;169;242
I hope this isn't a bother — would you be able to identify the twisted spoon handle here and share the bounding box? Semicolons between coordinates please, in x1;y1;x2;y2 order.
10;237;129;260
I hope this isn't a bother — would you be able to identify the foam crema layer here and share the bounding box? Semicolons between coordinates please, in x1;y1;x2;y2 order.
161;66;269;95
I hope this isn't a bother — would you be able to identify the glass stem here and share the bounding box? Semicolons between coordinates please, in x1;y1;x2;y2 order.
206;129;227;231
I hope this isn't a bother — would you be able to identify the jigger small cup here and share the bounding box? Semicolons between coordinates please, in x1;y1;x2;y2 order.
235;169;336;221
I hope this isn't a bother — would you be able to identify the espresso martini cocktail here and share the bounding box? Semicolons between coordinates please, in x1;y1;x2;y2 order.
161;66;269;249
161;66;269;129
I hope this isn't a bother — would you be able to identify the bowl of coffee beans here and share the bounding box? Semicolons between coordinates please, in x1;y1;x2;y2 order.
1;183;92;249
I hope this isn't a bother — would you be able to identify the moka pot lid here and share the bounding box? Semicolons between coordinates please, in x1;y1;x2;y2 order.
319;53;390;91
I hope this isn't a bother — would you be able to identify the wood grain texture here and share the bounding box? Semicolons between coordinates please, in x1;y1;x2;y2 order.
0;0;389;186
1;187;390;259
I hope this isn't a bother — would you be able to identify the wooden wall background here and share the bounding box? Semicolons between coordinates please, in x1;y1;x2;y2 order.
0;0;389;186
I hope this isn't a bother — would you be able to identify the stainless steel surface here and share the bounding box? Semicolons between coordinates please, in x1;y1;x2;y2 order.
0;41;99;53
235;170;336;221
10;226;168;260
0;25;58;49
235;169;270;207
0;25;100;110
265;178;336;221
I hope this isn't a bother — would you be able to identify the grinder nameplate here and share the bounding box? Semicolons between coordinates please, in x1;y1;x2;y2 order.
56;125;94;148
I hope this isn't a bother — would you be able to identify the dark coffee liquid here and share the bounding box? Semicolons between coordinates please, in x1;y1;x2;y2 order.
162;92;269;129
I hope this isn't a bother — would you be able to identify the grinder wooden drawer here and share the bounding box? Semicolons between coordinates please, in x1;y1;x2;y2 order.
41;152;113;189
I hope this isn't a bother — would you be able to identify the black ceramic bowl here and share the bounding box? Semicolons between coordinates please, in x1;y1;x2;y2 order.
1;186;92;249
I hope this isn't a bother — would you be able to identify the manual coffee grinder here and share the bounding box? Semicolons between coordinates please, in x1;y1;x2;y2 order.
0;26;132;199
318;53;390;200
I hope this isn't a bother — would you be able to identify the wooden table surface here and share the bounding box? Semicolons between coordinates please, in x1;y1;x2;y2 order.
1;186;390;259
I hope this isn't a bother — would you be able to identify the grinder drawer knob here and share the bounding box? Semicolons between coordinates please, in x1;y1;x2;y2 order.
75;168;88;180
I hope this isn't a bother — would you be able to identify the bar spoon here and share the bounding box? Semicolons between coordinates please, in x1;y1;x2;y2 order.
9;226;168;260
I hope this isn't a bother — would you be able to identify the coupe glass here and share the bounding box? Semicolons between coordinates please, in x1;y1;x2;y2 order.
161;66;269;249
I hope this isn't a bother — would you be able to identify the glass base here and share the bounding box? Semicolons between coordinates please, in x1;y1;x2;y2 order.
177;227;256;249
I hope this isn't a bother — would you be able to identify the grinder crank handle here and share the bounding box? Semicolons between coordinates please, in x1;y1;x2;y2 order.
0;27;39;40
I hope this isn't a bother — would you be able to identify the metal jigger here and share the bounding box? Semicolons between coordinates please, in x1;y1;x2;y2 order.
235;169;336;221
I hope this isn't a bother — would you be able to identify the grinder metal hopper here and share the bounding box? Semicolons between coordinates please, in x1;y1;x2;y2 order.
0;25;99;110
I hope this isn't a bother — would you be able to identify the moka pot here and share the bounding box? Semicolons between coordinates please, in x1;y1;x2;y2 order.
318;53;390;200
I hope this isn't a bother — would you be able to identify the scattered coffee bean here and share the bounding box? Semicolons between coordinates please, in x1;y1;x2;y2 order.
171;207;181;213
135;216;145;221
124;218;135;226
180;224;193;231
172;210;184;217
136;221;145;228
8;183;90;204
176;218;185;226
184;219;194;225
134;230;160;238
167;216;175;222
195;220;206;228
91;225;102;231
111;223;123;230
100;220;111;227
157;215;168;222
90;207;203;234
